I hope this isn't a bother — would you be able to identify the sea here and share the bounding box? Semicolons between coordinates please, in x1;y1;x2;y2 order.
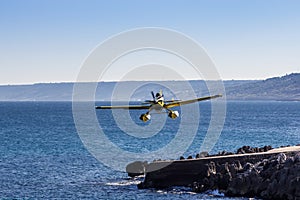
0;101;299;199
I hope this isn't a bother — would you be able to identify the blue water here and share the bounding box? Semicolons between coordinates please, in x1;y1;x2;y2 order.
0;101;299;199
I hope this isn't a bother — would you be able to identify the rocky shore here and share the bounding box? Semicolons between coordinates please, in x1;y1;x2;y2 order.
192;151;300;199
127;145;300;200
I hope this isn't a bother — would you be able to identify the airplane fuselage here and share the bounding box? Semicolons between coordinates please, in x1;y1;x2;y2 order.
151;96;165;112
151;101;164;112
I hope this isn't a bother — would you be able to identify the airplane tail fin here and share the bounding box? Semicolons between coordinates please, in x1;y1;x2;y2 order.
159;89;163;97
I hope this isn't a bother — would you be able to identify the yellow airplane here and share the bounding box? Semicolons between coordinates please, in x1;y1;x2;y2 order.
95;91;222;122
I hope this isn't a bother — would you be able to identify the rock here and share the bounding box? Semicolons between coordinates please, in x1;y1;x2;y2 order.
277;153;287;163
294;152;300;162
237;148;245;154
194;150;300;199
264;145;273;152
207;161;216;176
243;162;255;172
197;151;209;158
289;177;300;199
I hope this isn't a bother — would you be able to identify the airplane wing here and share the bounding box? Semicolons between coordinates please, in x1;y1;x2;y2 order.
164;94;222;109
95;105;150;110
164;100;181;103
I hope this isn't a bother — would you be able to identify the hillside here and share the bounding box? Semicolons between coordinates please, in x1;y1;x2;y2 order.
225;73;300;101
0;73;298;101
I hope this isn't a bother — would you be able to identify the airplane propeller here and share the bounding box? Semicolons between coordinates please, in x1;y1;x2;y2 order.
141;91;156;104
151;91;155;100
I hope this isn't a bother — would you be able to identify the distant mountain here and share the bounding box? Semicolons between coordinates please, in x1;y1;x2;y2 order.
0;73;298;101
0;83;74;101
225;73;300;101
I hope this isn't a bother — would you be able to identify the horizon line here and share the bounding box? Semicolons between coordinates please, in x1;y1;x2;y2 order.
0;72;298;86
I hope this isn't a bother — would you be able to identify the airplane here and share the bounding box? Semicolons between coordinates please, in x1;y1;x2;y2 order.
95;91;222;122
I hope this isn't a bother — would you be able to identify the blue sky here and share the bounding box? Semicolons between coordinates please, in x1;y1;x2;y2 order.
0;0;299;84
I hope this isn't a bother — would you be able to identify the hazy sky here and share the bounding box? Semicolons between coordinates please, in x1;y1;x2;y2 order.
0;0;299;85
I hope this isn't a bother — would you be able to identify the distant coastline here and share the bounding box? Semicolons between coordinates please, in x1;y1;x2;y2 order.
0;73;299;101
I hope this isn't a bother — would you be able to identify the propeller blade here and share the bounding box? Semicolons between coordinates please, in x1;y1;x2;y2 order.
151;91;155;100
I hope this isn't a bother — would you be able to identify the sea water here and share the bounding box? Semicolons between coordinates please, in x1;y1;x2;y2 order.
0;101;299;199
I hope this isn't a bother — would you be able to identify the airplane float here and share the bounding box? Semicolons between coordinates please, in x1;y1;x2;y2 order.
95;91;222;122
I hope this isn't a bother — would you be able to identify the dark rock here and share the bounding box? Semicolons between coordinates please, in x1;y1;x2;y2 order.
243;162;255;172
263;145;273;152
207;161;216;176
277;153;287;163
237;148;245;154
285;157;295;167
194;150;299;199
294;152;300;162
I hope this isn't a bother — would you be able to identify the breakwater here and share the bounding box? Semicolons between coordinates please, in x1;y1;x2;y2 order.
127;145;300;200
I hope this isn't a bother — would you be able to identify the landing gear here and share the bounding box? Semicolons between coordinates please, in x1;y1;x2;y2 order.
139;113;151;122
168;110;179;119
139;110;179;122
